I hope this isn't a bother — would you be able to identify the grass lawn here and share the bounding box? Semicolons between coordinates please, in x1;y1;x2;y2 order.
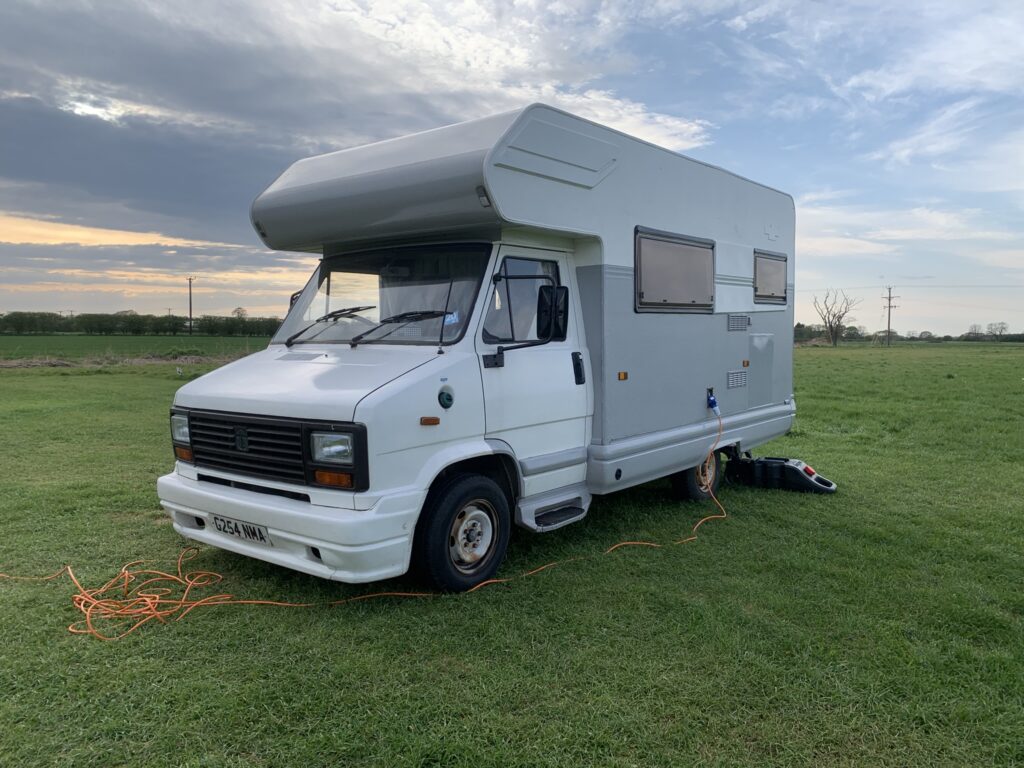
0;334;271;361
0;344;1021;766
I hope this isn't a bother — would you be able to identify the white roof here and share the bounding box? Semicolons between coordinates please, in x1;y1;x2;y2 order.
251;104;793;266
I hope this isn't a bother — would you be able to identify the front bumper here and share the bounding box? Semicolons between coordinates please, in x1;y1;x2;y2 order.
157;473;423;583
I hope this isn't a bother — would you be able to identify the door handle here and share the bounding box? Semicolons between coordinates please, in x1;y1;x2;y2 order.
571;352;585;385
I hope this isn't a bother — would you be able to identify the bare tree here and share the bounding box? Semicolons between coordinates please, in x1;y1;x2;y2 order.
812;290;862;347
965;323;983;340
987;321;1009;339
232;306;248;319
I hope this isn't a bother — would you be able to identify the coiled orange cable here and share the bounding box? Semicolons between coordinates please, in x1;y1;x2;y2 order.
2;415;729;641
678;410;728;543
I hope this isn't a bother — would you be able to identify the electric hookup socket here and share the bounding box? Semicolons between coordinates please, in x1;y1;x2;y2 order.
706;388;720;416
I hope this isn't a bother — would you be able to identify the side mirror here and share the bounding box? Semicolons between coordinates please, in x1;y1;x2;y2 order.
536;285;569;341
289;290;302;309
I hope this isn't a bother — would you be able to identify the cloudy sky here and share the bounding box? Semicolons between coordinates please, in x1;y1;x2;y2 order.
1;0;1022;335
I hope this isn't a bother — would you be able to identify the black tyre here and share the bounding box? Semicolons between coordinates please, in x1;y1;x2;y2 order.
670;451;723;501
412;474;511;592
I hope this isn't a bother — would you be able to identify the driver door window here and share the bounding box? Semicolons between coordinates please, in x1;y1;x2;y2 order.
482;257;560;343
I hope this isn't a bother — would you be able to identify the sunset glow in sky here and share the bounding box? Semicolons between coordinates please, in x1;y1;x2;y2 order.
1;0;1022;334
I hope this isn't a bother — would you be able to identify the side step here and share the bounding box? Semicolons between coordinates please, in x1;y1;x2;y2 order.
534;506;586;530
727;454;837;494
515;483;591;532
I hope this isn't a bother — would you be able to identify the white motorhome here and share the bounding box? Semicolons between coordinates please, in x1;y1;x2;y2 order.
157;104;797;590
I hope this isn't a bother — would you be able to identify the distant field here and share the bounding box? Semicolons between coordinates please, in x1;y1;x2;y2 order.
1;345;1022;766
0;334;271;361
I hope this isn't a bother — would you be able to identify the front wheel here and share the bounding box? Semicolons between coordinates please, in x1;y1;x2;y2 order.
412;474;511;592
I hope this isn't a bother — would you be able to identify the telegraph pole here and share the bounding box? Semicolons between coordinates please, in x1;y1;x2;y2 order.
187;276;196;335
882;286;899;347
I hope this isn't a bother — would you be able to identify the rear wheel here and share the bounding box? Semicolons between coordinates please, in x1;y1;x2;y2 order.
413;474;511;592
670;451;723;501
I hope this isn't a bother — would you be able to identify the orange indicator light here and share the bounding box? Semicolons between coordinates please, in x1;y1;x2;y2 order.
174;446;194;462
420;416;441;426
315;470;354;488
617;371;629;381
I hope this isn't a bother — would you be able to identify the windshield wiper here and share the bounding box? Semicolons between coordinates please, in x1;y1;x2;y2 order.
284;305;376;347
349;310;450;348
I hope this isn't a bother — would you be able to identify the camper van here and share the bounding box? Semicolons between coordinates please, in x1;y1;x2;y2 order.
157;104;797;591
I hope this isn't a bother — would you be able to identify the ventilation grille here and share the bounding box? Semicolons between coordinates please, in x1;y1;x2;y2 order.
728;314;751;331
727;370;748;389
190;412;306;484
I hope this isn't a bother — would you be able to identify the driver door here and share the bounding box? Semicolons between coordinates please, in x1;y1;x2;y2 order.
477;246;589;495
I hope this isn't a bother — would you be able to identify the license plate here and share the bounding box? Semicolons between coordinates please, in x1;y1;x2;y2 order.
211;515;273;547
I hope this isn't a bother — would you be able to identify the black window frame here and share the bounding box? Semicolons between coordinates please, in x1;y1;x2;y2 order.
634;226;716;314
753;249;788;305
481;256;564;344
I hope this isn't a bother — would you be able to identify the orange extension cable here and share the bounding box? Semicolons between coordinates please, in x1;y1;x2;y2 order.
1;415;728;642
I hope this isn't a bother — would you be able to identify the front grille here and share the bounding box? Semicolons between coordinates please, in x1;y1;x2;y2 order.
190;412;306;484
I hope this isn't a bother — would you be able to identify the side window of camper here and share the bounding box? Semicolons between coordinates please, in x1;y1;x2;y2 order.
754;251;787;304
635;231;715;312
482;257;561;343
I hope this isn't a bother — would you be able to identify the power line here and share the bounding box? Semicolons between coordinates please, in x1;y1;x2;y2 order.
796;284;1024;292
186;276;197;336
883;286;900;348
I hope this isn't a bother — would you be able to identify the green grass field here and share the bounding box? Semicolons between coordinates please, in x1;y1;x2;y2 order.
1;344;1021;766
0;334;271;361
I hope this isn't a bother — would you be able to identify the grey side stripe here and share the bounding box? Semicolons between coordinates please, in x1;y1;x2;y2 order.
716;273;754;287
519;446;589;476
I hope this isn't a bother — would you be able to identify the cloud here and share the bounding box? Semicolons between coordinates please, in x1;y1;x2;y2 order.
0;242;317;315
0;242;314;283
724;2;778;33
0;213;242;248
845;2;1024;99
868;98;986;167
969;249;1024;271
798;235;895;259
859;207;1016;242
0;0;711;151
795;189;855;206
943;128;1024;196
0;96;295;244
797;200;1019;263
0;0;713;258
516;87;710;150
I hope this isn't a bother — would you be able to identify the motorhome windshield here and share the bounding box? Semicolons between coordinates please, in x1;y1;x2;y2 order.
273;244;491;346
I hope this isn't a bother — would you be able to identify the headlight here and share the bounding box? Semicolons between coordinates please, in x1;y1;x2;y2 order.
311;432;354;465
170;413;190;444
